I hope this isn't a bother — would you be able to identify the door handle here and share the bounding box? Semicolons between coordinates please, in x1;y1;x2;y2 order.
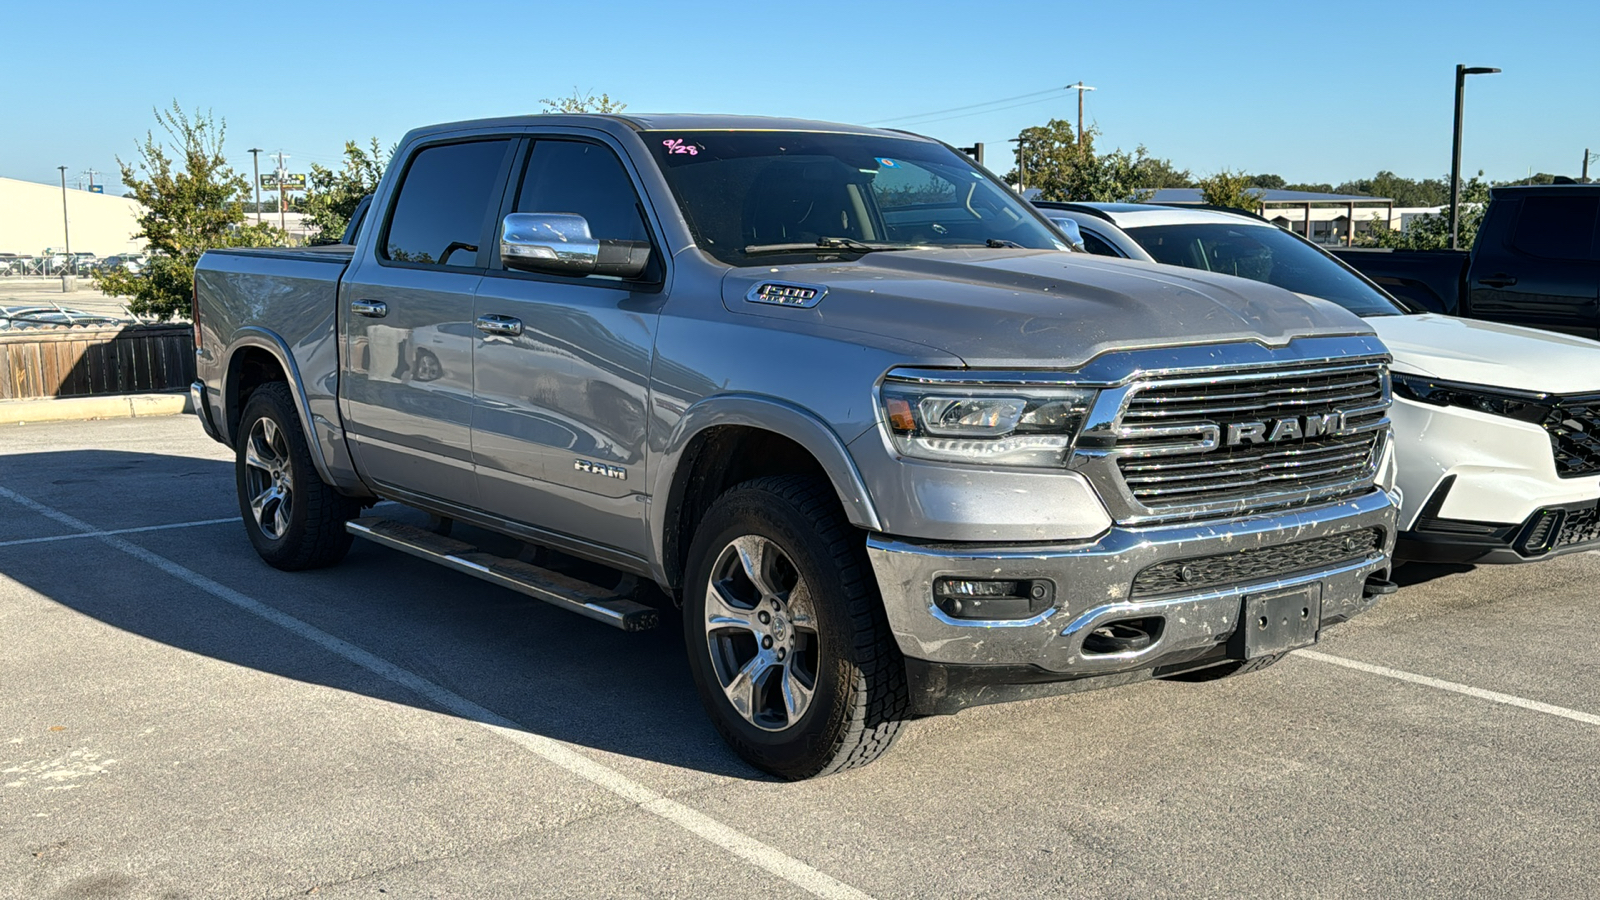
1477;274;1518;288
350;299;388;318
476;314;523;337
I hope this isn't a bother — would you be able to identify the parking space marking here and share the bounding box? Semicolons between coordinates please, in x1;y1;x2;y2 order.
0;484;872;900
1298;649;1600;727
0;517;240;549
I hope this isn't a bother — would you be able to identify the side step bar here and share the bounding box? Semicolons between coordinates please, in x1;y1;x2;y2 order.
346;517;659;632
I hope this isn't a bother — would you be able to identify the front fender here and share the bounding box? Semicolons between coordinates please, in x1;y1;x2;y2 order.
648;394;883;584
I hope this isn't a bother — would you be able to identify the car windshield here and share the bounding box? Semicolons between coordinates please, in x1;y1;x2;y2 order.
1123;222;1408;317
642;130;1067;266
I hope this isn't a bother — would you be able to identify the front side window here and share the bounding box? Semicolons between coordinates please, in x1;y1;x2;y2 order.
1126;222;1406;317
514;140;651;243
643;131;1066;266
383;139;512;266
1510;195;1599;261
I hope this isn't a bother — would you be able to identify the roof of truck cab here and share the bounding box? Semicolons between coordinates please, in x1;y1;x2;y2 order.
403;113;931;140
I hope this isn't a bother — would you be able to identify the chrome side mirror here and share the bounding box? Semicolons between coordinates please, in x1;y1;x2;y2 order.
500;213;651;278
1048;216;1086;250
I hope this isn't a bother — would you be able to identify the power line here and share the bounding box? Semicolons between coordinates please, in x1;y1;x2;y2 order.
870;86;1069;125
884;94;1079;130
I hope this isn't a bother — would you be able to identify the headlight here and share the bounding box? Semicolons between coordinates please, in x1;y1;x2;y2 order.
880;380;1096;467
1391;373;1549;423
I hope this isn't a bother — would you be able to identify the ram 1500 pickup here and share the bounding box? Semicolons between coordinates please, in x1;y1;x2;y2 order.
192;114;1400;778
1334;184;1600;339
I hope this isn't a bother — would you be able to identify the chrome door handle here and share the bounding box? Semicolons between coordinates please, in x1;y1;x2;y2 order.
350;299;388;318
476;314;523;337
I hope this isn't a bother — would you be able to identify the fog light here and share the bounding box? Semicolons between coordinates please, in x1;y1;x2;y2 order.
933;578;1054;620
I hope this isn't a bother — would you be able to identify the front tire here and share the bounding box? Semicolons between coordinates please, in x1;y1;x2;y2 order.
236;382;359;570
683;475;909;779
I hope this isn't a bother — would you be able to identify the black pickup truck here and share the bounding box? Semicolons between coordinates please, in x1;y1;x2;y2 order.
1333;184;1600;339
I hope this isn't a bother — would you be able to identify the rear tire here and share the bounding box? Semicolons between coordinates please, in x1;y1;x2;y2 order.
235;382;359;570
683;475;909;779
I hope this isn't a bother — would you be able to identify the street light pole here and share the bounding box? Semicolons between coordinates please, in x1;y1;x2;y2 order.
58;165;74;292
1449;64;1500;250
248;148;263;224
275;152;290;235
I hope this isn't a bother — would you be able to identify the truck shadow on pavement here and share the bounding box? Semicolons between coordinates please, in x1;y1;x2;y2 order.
1;449;765;781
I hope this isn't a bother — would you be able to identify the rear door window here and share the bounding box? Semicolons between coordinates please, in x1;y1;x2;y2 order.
382;139;513;267
1510;195;1599;260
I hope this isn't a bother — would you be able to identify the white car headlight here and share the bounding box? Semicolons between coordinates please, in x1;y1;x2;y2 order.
880;380;1097;467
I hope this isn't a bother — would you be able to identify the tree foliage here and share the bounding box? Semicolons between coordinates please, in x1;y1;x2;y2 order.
1197;170;1265;212
1357;175;1491;250
304;138;389;243
96;102;284;320
1008;122;1177;202
1332;171;1448;207
540;89;627;114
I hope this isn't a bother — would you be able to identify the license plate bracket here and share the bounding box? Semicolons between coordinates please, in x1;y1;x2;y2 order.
1230;584;1323;659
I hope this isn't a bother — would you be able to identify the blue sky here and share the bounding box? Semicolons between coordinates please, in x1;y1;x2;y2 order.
3;0;1596;194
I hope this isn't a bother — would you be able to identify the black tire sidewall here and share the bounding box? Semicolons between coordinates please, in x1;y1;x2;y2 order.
234;384;327;567
683;484;864;774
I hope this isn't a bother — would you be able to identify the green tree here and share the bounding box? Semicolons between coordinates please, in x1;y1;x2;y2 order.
1358;174;1491;250
304;138;389;243
1009;122;1170;202
1248;173;1287;190
96;102;284;320
1334;171;1448;207
1196;170;1265;212
540;89;627;113
1284;182;1335;193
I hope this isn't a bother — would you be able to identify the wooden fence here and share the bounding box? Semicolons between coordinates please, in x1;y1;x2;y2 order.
0;325;195;401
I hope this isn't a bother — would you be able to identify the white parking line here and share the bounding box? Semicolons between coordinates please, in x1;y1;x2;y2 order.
1297;649;1600;727
0;484;872;900
0;517;240;548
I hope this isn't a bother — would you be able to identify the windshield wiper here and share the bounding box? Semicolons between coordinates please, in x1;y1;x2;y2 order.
741;237;917;256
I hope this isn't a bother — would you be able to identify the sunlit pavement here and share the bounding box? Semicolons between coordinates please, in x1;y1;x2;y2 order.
4;415;1598;898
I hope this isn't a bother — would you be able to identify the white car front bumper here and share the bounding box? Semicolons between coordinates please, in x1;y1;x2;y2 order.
1392;397;1600;563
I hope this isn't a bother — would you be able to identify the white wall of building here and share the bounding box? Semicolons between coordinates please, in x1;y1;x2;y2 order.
0;177;146;257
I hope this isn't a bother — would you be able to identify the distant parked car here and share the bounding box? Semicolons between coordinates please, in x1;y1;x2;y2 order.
0;253;22;275
0;305;125;330
1038;201;1600;566
98;254;146;274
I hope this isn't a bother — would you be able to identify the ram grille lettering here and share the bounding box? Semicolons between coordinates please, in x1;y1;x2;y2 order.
1225;411;1348;446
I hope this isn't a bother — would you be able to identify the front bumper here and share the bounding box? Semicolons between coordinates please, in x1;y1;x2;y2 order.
867;489;1396;706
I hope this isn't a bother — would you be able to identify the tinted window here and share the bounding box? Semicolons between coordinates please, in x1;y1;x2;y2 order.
1126;222;1406;317
1080;229;1123;258
383;139;512;266
643;131;1066;265
1510;195;1599;260
515;140;649;243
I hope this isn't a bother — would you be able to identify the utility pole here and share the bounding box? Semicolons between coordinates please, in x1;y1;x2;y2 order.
275;151;290;235
249;147;263;224
83;168;100;191
58;166;74;292
1069;81;1097;147
1008;137;1026;192
1584;148;1598;184
1449;64;1500;249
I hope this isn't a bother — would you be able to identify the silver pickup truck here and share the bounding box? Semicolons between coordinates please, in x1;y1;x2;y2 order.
192;114;1399;778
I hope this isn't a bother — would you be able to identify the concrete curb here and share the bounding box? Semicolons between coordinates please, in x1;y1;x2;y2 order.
0;392;192;425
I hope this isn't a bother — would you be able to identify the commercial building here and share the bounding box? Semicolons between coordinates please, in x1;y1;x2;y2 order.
0;177;145;258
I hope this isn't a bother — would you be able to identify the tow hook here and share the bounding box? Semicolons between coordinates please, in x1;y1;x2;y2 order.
1082;618;1161;655
1362;575;1399;599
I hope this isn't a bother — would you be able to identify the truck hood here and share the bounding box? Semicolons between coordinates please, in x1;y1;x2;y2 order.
722;249;1373;369
1368;313;1600;394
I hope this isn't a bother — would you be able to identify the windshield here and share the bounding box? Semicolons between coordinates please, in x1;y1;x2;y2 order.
643;131;1067;265
1123;222;1407;317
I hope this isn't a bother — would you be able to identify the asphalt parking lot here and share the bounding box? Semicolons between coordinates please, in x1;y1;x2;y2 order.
4;415;1599;899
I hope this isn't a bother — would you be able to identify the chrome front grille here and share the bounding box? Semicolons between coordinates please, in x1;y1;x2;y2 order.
1112;361;1389;517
